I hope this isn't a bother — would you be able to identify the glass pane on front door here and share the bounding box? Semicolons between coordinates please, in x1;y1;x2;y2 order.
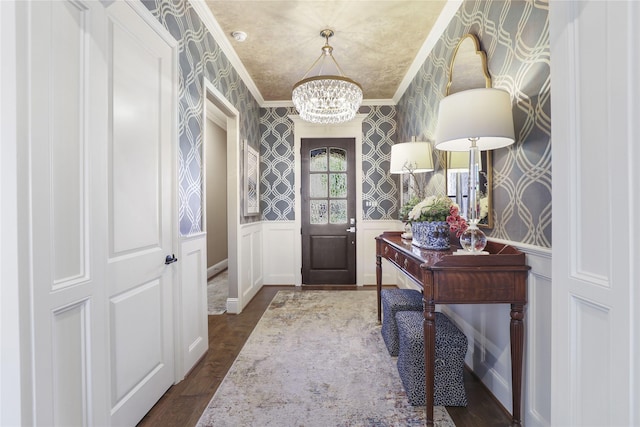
308;147;349;225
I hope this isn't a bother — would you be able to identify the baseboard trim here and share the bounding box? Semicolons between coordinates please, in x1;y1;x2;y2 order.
207;259;228;279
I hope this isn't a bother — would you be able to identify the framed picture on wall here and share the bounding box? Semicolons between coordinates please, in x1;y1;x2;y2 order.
244;140;260;216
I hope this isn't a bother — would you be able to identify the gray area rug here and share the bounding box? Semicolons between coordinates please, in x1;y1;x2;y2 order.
207;270;228;315
197;290;455;427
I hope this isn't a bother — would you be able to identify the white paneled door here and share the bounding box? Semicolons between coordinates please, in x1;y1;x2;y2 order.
105;2;176;425
25;1;177;425
550;1;640;426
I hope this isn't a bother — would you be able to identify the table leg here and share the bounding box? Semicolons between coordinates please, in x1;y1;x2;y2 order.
423;300;435;426
510;303;525;426
376;255;382;323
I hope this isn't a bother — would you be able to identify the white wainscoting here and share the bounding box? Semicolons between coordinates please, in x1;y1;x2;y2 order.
440;240;552;427
262;222;298;285
177;233;208;378
357;220;404;286
261;220;403;287
229;222;263;314
259;221;550;424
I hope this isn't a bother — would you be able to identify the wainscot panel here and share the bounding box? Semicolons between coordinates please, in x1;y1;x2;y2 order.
441;240;551;427
178;233;208;377
262;222;298;285
358;220;404;286
234;222;263;313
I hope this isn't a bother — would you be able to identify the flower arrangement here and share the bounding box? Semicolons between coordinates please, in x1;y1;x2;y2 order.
398;196;421;223
406;195;468;237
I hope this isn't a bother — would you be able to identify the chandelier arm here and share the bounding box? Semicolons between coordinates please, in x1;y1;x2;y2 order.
301;53;325;80
329;55;347;77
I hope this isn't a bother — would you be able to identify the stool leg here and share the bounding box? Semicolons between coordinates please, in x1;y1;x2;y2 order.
424;302;435;426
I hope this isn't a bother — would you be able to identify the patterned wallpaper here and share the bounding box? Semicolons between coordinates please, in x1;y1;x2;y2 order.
259;105;398;221
397;0;551;247
142;0;261;235
144;0;550;247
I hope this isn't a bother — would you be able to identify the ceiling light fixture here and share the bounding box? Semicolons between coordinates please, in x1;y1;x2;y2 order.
231;31;247;42
292;29;363;125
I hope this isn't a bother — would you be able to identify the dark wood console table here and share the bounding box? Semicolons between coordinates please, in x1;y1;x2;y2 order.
375;231;530;426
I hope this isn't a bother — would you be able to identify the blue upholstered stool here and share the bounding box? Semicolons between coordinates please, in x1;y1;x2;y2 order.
395;311;468;406
380;288;423;356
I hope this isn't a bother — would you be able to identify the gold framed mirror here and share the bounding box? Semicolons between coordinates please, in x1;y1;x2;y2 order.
446;34;491;96
444;34;494;228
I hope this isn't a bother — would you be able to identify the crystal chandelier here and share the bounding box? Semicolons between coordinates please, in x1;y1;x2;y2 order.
292;29;363;124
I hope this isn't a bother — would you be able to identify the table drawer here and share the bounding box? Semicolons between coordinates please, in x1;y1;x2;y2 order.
383;244;423;286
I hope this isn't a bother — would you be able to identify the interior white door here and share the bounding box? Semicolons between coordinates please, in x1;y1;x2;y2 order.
26;1;177;425
26;1;110;424
550;1;639;425
104;2;176;425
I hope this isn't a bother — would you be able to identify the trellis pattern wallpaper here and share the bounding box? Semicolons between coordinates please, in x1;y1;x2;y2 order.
142;0;261;235
144;0;550;247
259;105;398;221
397;0;551;247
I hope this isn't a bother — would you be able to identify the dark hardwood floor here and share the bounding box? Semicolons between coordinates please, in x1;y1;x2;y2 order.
137;285;512;427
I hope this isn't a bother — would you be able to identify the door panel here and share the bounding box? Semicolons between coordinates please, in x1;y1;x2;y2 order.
26;1;176;425
301;138;356;284
550;1;638;425
27;1;108;424
106;2;175;425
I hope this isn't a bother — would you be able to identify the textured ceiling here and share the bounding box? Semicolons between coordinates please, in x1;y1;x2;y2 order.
203;0;449;103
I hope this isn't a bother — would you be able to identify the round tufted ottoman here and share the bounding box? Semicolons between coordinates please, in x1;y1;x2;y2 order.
395;311;468;406
380;288;423;356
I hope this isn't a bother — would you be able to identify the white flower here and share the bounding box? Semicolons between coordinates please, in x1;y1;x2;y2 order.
479;196;489;219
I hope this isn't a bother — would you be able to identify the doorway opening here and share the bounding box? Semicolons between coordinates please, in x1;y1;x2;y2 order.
290;114;366;286
204;100;228;314
203;80;240;313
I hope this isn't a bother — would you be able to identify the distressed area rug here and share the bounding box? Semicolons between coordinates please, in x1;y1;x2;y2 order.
207;271;228;315
196;290;455;427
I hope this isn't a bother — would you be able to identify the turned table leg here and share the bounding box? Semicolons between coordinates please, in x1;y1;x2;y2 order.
376;255;382;323
510;303;525;426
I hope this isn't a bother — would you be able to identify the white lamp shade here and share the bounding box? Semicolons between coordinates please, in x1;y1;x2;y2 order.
447;151;470;172
435;88;515;151
447;151;483;172
390;142;434;174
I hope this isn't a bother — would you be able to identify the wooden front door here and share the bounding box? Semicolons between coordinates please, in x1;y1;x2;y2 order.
301;138;356;285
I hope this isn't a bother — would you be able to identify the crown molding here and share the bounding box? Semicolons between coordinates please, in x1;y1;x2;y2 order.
392;0;462;103
260;98;397;110
189;0;264;105
190;0;460;108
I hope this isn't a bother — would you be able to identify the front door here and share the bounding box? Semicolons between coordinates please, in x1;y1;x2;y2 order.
301;138;356;285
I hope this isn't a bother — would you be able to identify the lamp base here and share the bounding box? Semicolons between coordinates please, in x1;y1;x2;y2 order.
459;222;487;253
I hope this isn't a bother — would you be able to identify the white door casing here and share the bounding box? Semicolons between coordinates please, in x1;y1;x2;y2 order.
23;1;178;425
289;114;366;286
550;1;640;425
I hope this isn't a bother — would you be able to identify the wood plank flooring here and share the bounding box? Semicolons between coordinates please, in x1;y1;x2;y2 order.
137;286;512;427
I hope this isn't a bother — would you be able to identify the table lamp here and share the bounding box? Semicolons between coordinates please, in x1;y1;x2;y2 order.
390;137;434;199
435;88;515;253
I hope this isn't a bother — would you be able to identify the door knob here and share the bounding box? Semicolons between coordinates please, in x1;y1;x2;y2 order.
165;254;178;265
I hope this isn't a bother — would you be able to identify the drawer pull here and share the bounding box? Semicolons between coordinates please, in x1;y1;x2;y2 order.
404;259;409;269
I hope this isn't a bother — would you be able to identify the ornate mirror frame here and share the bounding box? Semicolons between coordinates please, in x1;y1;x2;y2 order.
444;34;494;228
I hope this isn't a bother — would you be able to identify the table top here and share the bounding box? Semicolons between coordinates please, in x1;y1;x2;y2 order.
376;231;529;270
